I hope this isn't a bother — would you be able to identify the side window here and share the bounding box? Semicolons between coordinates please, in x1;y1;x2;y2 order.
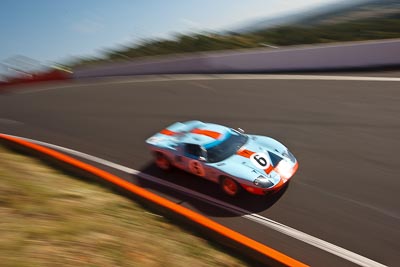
184;144;202;158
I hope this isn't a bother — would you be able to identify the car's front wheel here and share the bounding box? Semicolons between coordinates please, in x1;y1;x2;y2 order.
220;176;241;197
154;152;172;171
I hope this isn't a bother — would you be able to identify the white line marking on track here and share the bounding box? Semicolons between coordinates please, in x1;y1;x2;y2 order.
75;74;400;83
0;118;23;125
13;74;400;94
4;134;387;267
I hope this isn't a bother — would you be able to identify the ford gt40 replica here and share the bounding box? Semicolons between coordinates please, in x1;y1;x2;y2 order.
146;121;298;196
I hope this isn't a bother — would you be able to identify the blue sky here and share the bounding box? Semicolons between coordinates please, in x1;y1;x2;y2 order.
0;0;342;65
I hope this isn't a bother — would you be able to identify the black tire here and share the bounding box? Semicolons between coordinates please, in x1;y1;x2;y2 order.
220;176;241;197
154;152;172;171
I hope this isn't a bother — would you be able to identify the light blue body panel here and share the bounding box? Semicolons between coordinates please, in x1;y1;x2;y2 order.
146;121;297;191
206;136;283;185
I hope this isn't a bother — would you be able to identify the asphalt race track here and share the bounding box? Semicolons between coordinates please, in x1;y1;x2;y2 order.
1;75;399;266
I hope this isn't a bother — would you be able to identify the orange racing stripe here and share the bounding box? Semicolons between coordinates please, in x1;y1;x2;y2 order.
0;133;307;267
236;148;254;158
264;164;274;175
190;128;222;139
160;128;177;136
160;128;222;139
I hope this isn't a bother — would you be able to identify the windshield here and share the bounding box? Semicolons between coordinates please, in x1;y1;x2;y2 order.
206;130;248;163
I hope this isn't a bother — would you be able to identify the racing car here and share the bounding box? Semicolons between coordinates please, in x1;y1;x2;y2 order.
146;121;298;196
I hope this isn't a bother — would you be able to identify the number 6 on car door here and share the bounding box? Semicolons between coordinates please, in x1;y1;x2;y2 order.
250;153;271;170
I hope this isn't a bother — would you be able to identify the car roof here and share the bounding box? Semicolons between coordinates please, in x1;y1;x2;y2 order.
179;123;230;147
147;121;233;149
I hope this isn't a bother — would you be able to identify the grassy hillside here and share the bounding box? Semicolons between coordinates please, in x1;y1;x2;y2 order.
71;11;400;68
0;145;248;267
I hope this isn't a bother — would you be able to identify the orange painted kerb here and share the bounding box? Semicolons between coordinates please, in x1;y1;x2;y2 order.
0;133;308;267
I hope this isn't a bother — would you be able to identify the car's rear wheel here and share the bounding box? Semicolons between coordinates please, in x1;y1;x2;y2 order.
154;152;172;171
220;176;241;197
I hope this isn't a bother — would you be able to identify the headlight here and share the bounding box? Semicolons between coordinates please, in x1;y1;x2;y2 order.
282;150;296;163
275;160;293;179
253;175;274;188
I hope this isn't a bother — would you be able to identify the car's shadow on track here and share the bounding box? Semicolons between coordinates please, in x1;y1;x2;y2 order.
136;163;288;217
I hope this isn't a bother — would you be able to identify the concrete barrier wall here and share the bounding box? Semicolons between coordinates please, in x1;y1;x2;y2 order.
73;39;400;78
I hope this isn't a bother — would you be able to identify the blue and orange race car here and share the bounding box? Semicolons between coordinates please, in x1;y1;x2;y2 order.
146;121;298;196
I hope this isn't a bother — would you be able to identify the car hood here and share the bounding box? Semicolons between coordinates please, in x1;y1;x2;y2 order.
209;134;297;187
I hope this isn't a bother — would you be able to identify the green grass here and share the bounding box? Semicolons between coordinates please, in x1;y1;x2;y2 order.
0;145;248;267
